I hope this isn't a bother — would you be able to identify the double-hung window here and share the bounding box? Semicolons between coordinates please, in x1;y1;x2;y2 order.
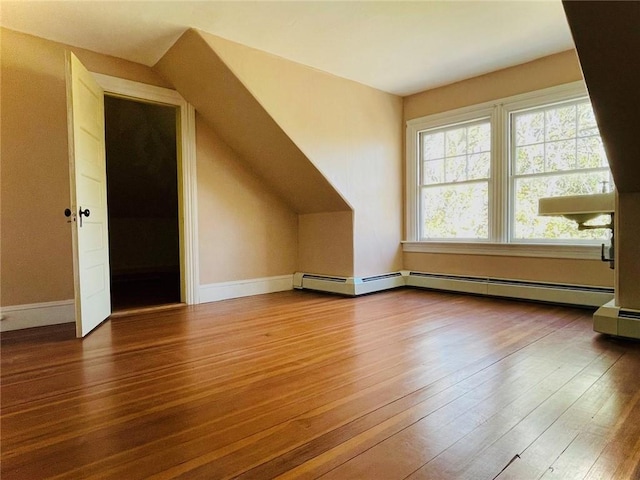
406;82;613;256
509;98;611;242
420;118;492;240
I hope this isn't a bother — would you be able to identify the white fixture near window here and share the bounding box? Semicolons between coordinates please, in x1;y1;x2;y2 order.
538;192;614;225
538;191;615;270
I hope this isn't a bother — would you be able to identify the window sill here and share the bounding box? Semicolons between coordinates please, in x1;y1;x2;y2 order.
401;241;604;260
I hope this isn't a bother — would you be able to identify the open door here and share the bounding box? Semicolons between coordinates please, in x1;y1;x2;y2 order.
66;52;111;337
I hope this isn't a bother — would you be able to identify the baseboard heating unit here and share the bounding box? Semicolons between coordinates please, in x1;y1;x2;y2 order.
293;272;405;296
406;272;613;307
593;300;640;339
294;271;614;307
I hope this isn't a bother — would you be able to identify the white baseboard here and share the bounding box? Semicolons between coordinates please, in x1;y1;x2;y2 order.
0;300;75;332
199;275;294;304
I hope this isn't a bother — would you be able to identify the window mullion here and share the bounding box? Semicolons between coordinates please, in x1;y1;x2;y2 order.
492;104;507;243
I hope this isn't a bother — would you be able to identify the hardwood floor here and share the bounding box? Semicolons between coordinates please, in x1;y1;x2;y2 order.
2;289;640;479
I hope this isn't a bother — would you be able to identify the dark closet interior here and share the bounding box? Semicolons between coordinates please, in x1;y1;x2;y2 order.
104;96;181;311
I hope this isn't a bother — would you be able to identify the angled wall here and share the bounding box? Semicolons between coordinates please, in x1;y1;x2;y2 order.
154;29;357;276
158;30;403;277
154;30;350;215
196;117;298;284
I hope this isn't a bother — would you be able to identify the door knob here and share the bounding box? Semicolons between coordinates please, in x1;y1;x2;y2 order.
64;208;74;223
79;207;90;227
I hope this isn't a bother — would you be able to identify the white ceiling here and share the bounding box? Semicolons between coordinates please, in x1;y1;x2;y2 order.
0;1;575;96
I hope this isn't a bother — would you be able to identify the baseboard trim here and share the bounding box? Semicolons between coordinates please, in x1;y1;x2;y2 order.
199;275;294;304
0;300;75;332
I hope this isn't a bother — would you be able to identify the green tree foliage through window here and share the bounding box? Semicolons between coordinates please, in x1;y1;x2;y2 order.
511;100;611;241
420;120;491;239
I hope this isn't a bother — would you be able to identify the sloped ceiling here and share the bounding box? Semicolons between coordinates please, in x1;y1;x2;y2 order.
155;29;350;214
0;1;574;96
563;1;640;193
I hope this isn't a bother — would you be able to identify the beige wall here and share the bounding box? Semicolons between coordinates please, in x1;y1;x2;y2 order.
0;28;170;306
404;50;583;121
402;50;614;288
3;26;622;312
199;32;404;277
298;212;354;277
196;117;297;283
1;28;299;308
404;253;613;288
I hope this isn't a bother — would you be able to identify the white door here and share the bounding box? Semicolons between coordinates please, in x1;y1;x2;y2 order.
66;52;111;338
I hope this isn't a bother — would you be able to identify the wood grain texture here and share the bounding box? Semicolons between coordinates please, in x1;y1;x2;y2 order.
2;289;639;479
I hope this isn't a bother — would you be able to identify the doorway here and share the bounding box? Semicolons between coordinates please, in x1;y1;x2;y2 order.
104;96;181;311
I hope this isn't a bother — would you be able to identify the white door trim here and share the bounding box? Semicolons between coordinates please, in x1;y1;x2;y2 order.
92;73;199;305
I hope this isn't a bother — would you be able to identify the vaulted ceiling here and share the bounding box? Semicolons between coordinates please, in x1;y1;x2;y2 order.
0;1;575;96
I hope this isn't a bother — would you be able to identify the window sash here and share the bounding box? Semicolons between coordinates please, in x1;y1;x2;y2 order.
419;180;490;240
417;119;492;241
507;97;611;243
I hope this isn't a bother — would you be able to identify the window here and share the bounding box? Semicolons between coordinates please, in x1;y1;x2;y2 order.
406;82;613;256
510;100;611;242
420;120;491;239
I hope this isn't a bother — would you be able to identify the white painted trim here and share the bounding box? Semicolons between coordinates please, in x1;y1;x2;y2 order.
93;74;184;105
199;275;294;304
180;102;199;305
402;241;603;260
0;300;75;332
92;73;199;305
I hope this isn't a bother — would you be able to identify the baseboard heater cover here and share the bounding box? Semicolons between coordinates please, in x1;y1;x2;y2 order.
294;270;610;306
594;300;640;339
293;272;405;296
406;271;613;307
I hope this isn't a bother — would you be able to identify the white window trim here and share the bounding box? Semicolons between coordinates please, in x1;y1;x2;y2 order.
406;102;498;242
401;241;603;260
405;81;607;260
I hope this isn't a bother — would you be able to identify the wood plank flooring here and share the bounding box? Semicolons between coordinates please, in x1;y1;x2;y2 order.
2;289;640;479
